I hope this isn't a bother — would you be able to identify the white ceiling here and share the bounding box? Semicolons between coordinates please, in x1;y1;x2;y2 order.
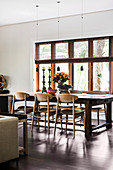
0;0;113;26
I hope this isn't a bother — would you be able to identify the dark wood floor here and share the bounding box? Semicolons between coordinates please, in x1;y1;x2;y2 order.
0;120;113;170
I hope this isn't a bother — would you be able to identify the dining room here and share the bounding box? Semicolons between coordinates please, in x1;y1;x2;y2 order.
0;0;113;169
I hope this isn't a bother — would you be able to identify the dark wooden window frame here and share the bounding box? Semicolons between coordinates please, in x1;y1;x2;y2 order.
35;36;113;93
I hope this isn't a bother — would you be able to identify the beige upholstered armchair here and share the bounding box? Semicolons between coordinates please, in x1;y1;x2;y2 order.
0;116;19;163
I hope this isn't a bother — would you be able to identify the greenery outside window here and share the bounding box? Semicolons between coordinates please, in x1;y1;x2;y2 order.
39;44;51;60
93;39;109;57
93;62;109;91
56;43;68;58
74;41;88;58
74;63;88;91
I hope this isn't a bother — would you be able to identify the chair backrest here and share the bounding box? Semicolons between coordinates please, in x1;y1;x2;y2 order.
56;94;78;103
70;90;82;94
12;92;30;114
35;93;53;102
87;91;107;95
14;92;30;100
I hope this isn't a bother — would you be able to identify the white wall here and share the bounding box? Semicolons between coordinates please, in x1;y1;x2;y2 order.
0;10;113;93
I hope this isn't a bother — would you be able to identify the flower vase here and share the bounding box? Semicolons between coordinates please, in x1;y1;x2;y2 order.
57;83;69;94
59;88;69;94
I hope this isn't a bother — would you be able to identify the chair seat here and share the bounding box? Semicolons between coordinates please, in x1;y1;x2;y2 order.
39;107;60;114
91;107;102;110
61;109;84;116
60;106;73;109
17;106;33;113
39;102;56;107
81;106;102;110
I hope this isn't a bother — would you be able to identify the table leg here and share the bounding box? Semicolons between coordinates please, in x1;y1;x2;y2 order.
23;120;28;155
85;102;92;139
106;102;112;129
8;96;12;113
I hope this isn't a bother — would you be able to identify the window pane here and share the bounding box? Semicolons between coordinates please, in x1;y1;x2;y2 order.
93;39;109;57
39;44;51;60
56;63;69;74
39;64;51;90
56;43;68;58
74;63;88;91
74;41;88;58
93;62;109;91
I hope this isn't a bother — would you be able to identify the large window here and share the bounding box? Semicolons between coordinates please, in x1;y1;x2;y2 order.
36;36;113;93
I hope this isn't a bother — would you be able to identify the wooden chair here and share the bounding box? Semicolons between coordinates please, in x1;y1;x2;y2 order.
58;90;82;110
54;94;85;138
32;93;59;133
87;91;107;125
70;90;84;110
11;92;33;119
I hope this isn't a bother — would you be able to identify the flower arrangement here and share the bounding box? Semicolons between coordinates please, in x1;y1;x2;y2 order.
52;72;72;89
53;72;69;84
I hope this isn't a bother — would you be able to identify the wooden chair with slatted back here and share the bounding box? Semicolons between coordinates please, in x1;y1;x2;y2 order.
54;94;85;138
58;90;82;110
12;92;33;118
70;90;84;110
87;91;107;125
32;93;59;134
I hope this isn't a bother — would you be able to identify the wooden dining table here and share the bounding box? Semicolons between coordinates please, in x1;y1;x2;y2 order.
51;93;113;139
72;93;113;139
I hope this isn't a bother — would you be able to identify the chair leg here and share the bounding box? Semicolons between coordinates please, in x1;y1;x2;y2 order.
60;115;63;130
73;116;75;138
66;115;68;137
104;104;107;120
37;116;40;129
44;113;46;130
83;114;85;129
97;110;99;125
80;115;83;127
48;117;50;134
32;113;34;130
54;114;58;137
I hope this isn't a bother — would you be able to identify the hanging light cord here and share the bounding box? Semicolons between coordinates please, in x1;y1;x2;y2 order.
36;4;39;40
81;0;83;37
57;1;60;40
